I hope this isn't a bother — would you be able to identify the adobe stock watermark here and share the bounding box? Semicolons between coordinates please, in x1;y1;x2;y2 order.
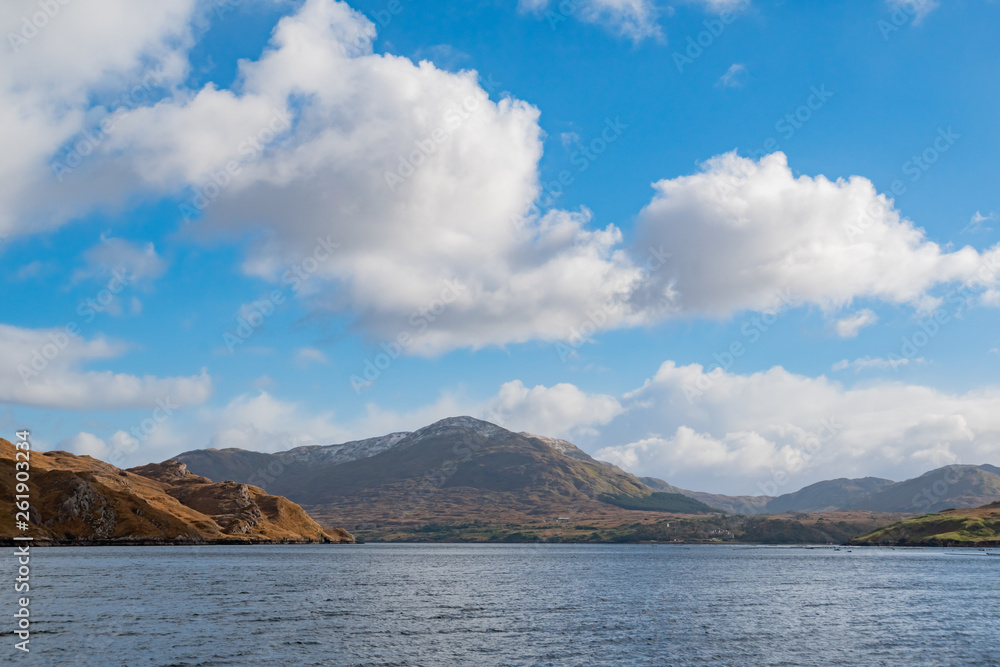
877;0;936;41
557;244;671;362
684;289;798;402
844;126;959;242
672;0;750;74
223;236;339;352
350;279;466;393
17;268;132;385
774;85;834;141
384;75;503;192
7;0;74;53
180;108;292;224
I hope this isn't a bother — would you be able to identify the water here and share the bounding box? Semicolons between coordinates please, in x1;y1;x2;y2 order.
14;544;1000;666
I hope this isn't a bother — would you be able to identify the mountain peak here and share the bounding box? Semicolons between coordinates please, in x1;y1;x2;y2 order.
412;416;509;440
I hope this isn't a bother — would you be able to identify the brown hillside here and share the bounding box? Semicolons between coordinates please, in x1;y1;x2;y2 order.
0;439;353;545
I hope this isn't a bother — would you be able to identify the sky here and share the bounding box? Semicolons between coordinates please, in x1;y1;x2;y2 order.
2;0;999;496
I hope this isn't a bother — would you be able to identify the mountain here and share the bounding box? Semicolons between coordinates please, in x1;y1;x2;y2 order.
640;477;772;514
176;416;717;540
762;477;896;513
851;502;1000;547
0;439;353;545
844;465;1000;513
645;467;1000;516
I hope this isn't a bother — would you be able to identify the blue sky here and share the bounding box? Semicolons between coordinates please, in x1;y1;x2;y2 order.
2;0;999;495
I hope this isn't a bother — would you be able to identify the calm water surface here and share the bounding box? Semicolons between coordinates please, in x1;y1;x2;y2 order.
17;544;1000;666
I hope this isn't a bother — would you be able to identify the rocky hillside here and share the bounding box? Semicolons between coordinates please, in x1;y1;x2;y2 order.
0;439;354;545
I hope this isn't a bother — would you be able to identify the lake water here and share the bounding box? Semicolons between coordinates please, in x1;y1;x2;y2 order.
17;544;1000;665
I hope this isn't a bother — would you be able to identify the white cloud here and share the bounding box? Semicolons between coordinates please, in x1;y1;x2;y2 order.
0;324;212;410
965;210;996;233
716;63;747;88
57;432;110;459
73;235;167;285
633;151;1000;318
200;391;351;453
834;308;878;338
483;380;624;438
518;0;661;41
832;356;922;372
591;361;1000;494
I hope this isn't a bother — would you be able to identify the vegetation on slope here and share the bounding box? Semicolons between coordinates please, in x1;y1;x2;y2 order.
851;502;1000;546
598;491;720;514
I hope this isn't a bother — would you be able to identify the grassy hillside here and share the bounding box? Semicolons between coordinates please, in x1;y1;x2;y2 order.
851;502;1000;546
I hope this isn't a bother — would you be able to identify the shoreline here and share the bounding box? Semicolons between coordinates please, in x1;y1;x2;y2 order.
7;538;996;549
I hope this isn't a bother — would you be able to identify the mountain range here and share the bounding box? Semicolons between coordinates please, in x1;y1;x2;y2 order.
177;417;719;540
173;416;1000;540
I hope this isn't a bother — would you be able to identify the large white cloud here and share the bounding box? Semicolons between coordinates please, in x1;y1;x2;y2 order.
0;324;211;410
633;151;1000;317
85;0;654;355
593;361;1000;494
